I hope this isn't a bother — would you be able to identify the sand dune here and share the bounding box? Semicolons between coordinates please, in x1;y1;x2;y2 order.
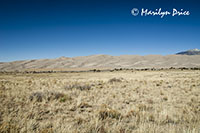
0;55;200;71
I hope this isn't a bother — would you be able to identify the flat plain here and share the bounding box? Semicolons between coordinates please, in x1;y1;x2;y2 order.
0;69;200;133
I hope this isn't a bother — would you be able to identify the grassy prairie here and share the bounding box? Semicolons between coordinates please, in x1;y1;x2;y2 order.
0;70;200;133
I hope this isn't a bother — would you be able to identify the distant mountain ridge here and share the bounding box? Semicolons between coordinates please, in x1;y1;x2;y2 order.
0;54;200;71
176;49;200;55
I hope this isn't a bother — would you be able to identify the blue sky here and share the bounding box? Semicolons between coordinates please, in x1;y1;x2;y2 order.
0;0;200;62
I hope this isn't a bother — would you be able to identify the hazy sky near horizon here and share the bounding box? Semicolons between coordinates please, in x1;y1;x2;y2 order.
0;0;200;62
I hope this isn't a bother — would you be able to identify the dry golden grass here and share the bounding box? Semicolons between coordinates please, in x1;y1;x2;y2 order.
0;70;200;133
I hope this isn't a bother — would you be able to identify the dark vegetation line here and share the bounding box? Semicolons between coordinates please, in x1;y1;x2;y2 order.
0;67;200;74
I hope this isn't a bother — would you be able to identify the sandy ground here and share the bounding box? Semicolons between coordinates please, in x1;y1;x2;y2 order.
0;70;200;133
